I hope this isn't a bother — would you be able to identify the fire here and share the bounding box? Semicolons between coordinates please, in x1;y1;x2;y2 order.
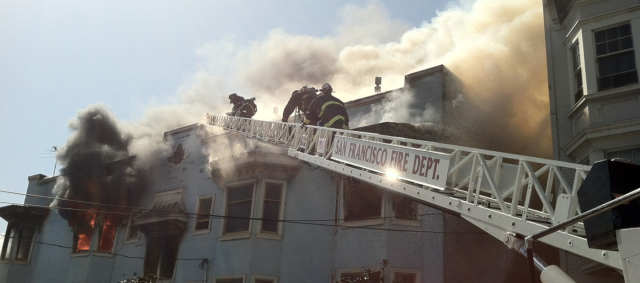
73;211;96;252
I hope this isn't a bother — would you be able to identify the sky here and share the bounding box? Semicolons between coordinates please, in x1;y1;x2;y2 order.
0;0;552;236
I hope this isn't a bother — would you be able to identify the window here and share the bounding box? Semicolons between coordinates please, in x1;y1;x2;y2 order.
195;195;214;233
337;269;382;283
125;213;141;243
14;225;35;262
144;234;180;280
1;224;36;262
607;147;640;165
72;222;95;253
222;181;255;238
1;225;14;260
391;269;421;283
571;42;584;103
595;23;638;91
259;180;286;238
96;214;118;253
343;179;384;226
216;276;245;283
252;275;277;283
392;194;420;227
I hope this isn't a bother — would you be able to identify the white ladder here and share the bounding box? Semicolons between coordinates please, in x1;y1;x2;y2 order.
206;114;620;270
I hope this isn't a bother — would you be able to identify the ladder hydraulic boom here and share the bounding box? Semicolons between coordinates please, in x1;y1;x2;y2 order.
206;114;627;274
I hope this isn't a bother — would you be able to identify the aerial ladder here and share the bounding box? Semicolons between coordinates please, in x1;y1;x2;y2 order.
206;114;640;283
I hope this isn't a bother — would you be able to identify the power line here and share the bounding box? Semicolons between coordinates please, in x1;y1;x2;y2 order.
0;200;483;235
0;189;443;224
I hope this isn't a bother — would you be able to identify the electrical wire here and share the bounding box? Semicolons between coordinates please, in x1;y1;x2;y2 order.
1;235;204;261
0;199;483;235
0;189;442;223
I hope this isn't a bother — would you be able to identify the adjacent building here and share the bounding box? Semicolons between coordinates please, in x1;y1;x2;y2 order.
543;0;640;281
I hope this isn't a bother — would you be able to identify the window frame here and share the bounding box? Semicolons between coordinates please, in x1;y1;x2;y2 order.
391;194;421;227
340;178;385;227
144;234;181;282
570;41;584;104
124;213;141;244
14;224;36;263
194;195;215;235
220;180;256;240
257;179;286;240
390;268;421;283
252;275;278;283
1;225;14;262
594;22;638;91
94;214;118;255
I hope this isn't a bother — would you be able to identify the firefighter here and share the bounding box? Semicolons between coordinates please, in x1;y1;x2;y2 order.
228;93;257;118
281;85;317;122
302;83;349;129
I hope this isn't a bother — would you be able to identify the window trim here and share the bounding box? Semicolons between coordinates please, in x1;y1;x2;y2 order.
252;275;278;283
220;180;256;241
594;22;638;91
390;268;421;283
124;213;141;244
570;41;584;104
215;275;246;283
1;225;14;262
340;178;385;227
257;179;286;240
194;194;215;235
94;216;118;255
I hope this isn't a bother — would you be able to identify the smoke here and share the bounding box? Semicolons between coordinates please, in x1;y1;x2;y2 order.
183;0;550;157
52;0;552;226
354;89;438;127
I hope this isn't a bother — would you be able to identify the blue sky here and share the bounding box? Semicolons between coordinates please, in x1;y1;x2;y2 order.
0;1;455;235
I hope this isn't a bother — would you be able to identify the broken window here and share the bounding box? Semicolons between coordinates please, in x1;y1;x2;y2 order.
144;234;180;280
71;211;96;253
72;224;94;253
343;179;383;222
260;181;285;235
223;181;255;235
393;195;418;221
195;196;214;232
96;214;118;253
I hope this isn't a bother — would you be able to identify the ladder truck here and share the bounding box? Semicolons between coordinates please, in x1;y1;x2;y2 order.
206;114;640;283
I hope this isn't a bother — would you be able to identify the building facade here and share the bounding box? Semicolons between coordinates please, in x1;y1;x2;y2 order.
543;0;640;281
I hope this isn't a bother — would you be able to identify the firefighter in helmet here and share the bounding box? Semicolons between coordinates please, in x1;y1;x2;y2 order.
228;93;257;118
282;85;317;122
302;83;349;129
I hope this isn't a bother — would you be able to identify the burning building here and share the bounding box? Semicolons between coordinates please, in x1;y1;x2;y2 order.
0;65;556;283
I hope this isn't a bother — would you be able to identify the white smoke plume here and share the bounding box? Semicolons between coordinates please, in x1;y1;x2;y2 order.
183;0;551;157
355;89;438;127
53;0;552;212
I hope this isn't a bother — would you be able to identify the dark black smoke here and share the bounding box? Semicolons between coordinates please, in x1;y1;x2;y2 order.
52;105;148;224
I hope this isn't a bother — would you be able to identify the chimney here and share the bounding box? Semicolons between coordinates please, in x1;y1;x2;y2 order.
374;77;381;93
